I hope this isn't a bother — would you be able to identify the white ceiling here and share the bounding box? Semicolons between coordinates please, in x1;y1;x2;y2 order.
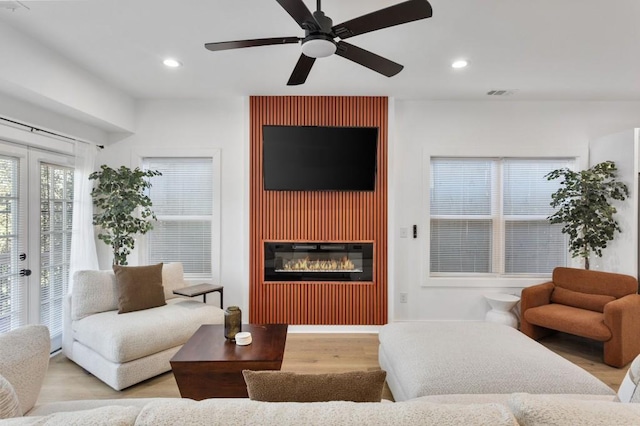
1;0;640;101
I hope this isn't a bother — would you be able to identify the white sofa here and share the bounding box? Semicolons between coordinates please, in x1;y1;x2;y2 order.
62;263;224;391
2;325;640;425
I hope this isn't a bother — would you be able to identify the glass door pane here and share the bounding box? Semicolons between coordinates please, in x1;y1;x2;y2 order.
39;162;73;344
0;149;28;333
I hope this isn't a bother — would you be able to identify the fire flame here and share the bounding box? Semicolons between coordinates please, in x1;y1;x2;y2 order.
283;256;355;272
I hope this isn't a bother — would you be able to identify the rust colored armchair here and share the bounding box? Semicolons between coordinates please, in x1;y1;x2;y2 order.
521;267;640;368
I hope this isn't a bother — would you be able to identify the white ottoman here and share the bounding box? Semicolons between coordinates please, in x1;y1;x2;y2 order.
378;321;615;402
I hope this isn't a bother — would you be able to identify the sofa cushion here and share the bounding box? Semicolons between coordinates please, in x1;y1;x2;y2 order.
0;374;21;419
26;398;171;417
508;393;640;426
71;270;118;321
414;393;617;405
72;298;224;363
162;262;186;300
524;304;612;341
551;286;615;313
113;264;166;314
242;370;386;402
134;398;518;426
552;267;637;299
3;405;140;425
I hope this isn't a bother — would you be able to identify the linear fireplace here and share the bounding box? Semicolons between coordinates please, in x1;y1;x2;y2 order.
264;242;373;282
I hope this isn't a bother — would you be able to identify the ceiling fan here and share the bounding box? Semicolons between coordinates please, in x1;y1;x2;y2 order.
204;0;433;85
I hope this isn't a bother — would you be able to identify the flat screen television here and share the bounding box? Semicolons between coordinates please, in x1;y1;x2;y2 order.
262;125;378;191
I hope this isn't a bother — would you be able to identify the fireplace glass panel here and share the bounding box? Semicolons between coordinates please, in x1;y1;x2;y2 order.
264;242;373;282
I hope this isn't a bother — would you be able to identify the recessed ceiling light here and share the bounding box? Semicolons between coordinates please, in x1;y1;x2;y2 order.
163;58;182;68
451;60;468;69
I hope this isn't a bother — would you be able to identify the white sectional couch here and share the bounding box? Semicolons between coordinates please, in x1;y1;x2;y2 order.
3;324;640;425
62;263;224;390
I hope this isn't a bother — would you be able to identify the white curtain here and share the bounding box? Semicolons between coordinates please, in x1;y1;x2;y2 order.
69;141;99;290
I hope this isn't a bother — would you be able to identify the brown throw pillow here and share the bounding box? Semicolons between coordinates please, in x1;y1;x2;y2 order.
242;370;386;402
550;286;615;313
113;263;166;314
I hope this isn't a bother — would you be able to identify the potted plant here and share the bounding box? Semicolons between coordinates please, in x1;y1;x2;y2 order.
89;165;162;265
546;160;629;269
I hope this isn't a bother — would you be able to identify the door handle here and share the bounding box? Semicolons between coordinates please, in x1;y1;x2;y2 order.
20;269;31;277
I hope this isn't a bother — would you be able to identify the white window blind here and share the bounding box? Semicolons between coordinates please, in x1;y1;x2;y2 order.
502;159;569;274
430;159;495;273
0;156;25;333
144;158;213;277
39;162;73;339
430;157;571;276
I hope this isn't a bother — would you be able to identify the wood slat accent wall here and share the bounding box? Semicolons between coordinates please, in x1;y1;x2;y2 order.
249;96;387;325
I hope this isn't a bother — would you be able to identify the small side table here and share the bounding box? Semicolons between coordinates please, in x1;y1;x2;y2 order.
173;283;223;308
484;293;520;328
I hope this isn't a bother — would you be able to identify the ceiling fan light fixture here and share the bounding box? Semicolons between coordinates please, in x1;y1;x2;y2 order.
301;35;336;58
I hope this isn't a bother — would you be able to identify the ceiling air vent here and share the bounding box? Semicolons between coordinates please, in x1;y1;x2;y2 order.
486;89;517;96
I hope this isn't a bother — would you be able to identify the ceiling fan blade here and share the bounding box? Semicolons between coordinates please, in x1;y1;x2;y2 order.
287;54;316;86
332;0;432;40
276;0;319;31
335;41;403;77
205;37;300;52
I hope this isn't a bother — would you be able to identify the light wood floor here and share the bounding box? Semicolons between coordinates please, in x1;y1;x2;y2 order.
38;331;627;404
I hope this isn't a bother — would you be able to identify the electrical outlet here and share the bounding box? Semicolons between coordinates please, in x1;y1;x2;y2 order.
400;293;408;303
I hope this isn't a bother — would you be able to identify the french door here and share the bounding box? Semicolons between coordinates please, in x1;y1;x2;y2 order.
0;141;74;351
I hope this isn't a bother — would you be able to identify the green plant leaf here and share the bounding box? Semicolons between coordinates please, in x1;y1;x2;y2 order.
546;160;628;269
90;164;162;265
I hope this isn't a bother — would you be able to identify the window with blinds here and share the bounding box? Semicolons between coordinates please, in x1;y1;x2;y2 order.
144;158;213;277
430;158;572;276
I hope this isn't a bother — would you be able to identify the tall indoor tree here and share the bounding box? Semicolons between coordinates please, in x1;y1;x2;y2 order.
546;161;629;269
89;165;162;265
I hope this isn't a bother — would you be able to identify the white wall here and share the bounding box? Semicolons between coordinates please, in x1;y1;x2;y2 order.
0;92;109;145
96;99;247;310
0;23;135;133
390;100;640;321
589;129;639;277
9;93;640;323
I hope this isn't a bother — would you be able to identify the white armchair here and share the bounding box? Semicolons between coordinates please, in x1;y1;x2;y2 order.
62;262;224;391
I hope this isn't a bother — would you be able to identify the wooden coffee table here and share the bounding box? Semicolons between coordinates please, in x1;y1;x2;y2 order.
170;323;288;399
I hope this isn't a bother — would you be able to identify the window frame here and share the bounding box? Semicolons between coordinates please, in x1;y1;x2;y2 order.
134;149;221;283
427;156;573;282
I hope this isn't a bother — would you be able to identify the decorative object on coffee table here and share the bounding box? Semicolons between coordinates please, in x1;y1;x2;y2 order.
170;323;288;399
235;332;252;346
224;306;242;340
